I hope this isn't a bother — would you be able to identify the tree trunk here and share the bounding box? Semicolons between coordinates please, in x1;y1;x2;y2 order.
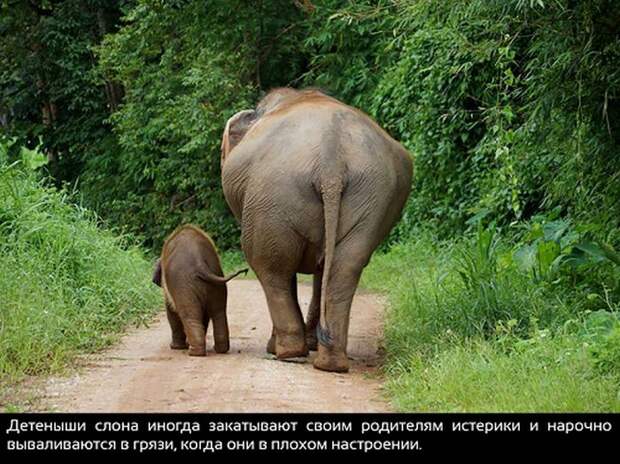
96;7;124;112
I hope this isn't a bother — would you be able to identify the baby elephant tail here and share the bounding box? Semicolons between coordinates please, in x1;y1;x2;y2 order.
197;268;248;285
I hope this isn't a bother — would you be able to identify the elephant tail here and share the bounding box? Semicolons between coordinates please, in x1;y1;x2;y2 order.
197;268;248;285
317;177;343;348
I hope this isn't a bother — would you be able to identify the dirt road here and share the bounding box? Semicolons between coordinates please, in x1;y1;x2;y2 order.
43;279;390;412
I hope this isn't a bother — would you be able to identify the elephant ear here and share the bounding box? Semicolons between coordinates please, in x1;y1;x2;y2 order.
221;109;257;162
152;258;162;287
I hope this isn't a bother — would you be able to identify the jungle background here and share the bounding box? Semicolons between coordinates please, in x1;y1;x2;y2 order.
1;0;619;411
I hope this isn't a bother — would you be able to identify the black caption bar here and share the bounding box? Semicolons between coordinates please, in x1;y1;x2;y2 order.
1;413;617;456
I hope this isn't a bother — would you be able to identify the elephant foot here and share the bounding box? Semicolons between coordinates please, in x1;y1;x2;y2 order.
213;341;230;354
313;347;349;373
281;356;307;364
275;333;308;359
276;347;308;359
266;334;276;355
188;345;206;357
170;341;189;350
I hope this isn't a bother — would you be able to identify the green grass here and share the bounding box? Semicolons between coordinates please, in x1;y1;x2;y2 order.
0;146;160;397
362;232;620;412
219;249;255;279
386;335;620;412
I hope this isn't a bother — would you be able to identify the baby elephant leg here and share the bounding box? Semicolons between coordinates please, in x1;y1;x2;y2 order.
175;296;206;356
166;302;188;350
183;316;207;356
211;311;230;354
206;288;229;354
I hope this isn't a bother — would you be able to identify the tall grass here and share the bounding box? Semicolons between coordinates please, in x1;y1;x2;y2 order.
387;335;620;412
0;144;160;386
362;229;620;412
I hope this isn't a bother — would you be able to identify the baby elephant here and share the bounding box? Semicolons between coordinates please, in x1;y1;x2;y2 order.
152;224;247;356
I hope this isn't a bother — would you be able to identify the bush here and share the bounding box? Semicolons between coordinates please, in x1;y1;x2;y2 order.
590;325;620;375
363;229;578;355
86;0;307;250
386;334;620;412
303;0;620;243
0;140;159;382
362;224;620;411
582;311;620;375
3;1;619;253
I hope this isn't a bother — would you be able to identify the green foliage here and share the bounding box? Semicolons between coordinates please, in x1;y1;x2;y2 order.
362;226;620;411
90;1;250;249
590;326;620;375
364;233;571;355
1;1;308;250
582;311;620;375
0;140;159;383
2;0;620;412
3;1;619;252
302;0;620;242
512;217;620;299
385;334;620;412
86;0;307;249
0;0;122;181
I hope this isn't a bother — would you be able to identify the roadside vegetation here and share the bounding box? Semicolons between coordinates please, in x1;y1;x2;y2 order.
0;139;159;402
362;225;620;411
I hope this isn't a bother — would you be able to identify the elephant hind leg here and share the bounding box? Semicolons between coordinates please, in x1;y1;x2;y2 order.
305;270;322;351
313;239;370;373
268;274;306;354
243;218;308;358
202;287;229;354
260;273;308;359
166;301;188;350
211;311;230;354
184;318;207;357
172;294;207;357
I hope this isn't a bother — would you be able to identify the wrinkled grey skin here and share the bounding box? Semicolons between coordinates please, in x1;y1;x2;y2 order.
221;88;413;372
152;225;247;356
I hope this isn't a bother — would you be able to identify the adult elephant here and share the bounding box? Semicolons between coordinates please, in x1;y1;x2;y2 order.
221;88;412;372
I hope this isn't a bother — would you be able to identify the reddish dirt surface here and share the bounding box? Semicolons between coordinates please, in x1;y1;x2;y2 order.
42;279;391;412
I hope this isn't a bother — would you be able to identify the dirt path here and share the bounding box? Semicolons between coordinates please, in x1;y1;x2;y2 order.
43;280;390;412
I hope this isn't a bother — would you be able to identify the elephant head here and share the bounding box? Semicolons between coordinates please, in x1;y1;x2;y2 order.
220;109;257;167
220;88;308;167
